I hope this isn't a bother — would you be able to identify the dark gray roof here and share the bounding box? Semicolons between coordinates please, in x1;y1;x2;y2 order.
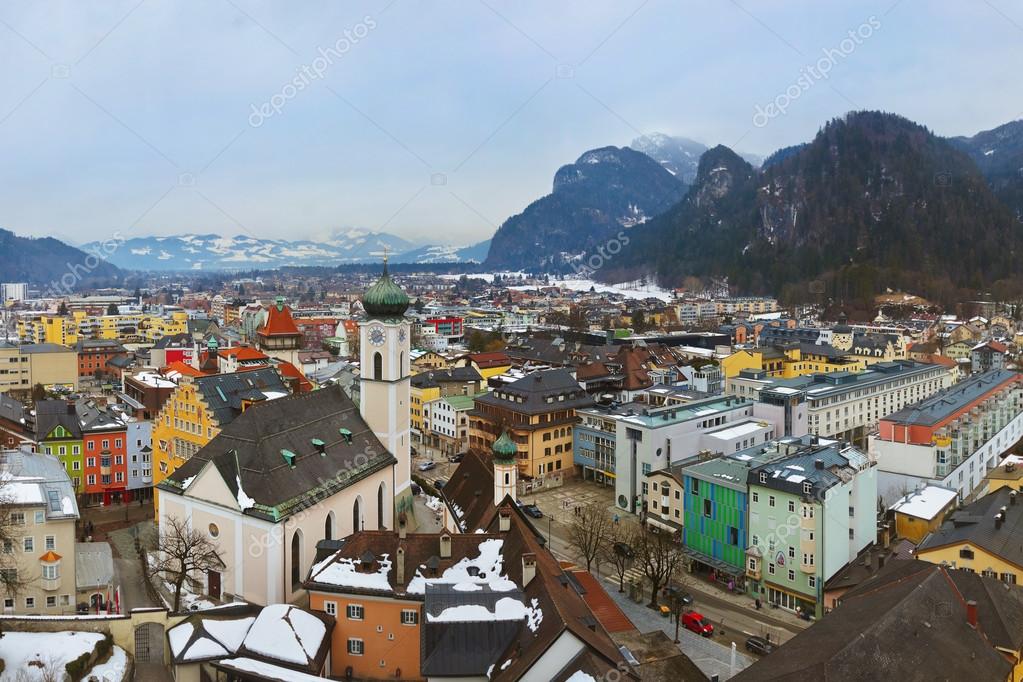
35;399;82;439
20;343;73;354
411;366;483;388
473;369;593;416
917;486;1023;567
153;332;193;349
883;369;1018;426
193;368;288;427
747;440;869;497
732;560;1015;681
424;583;526;619
422;619;522;676
0;393;27;425
160;384;396;522
74;398;124;433
74;339;127;353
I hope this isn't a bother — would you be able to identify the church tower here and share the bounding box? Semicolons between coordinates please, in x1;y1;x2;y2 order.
492;430;518;505
359;258;413;524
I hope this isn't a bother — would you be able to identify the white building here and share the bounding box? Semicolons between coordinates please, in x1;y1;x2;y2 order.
1;283;27;302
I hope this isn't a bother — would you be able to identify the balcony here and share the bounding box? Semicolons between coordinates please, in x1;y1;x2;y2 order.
41;576;60;591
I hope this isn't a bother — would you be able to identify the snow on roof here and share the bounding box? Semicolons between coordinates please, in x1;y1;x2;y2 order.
203;616;255;653
890;485;959;520
309;553;393;592
407;538;516;595
427;596;532;623
566;672;598;682
217;657;327;682
168;622;195;657
242;604;325;666
704;420;769;441
184;636;229;661
236;474;255;510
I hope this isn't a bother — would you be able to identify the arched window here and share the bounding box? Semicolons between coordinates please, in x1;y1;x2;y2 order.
353;496;362;532
324;511;334;541
373;352;382;381
290;530;302;590
377;482;387;530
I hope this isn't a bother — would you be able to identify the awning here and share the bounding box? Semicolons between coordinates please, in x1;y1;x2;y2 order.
645;516;681;533
683;547;745;577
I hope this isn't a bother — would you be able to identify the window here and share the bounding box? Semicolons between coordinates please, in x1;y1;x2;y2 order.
46;596;56;608
45;536;55;551
751;534;759;546
768;563;775;575
768;496;775;508
1002;573;1018;585
759;472;767;483
10;512;24;526
787;500;795;513
401;609;419;625
347;638;364;655
703;499;712;517
323;601;337;616
2;598;12;609
959;548;975;560
748;558;757;570
25;597;35;608
23;537;33;552
802;481;813;495
87;458;95;468
347;604;364;620
752;491;759;503
788;569;795;581
42;564;59;580
808;575;817;589
848;528;855;540
33;511;44;524
788;546;795;559
690;478;699;494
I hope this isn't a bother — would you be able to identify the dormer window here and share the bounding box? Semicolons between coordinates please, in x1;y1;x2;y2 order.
802;481;813;495
759;472;767;484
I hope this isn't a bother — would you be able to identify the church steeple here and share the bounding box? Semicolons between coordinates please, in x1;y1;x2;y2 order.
362;253;409;319
493;430;518;505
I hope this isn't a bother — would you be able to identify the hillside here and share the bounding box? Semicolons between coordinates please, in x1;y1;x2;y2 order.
951;119;1023;223
608;112;1023;301
483;146;686;271
0;229;122;291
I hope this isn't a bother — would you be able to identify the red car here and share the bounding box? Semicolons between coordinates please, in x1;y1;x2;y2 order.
682;611;714;637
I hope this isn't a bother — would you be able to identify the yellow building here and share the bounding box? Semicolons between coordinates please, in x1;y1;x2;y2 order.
916;487;1023;586
467;368;592;479
720;345;859;380
152;368;288;512
19;311;189;346
888;485;959;545
454;351;512;380
410;350;450;374
410;368;484;451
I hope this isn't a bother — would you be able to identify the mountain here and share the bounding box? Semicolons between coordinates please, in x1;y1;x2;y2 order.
0;228;122;291
631;133;763;181
609;112;1023;301
394;239;491;264
951;120;1023;222
82;230;420;271
483;146;686;271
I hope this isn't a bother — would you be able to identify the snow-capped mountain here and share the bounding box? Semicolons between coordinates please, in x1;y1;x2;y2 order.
82;231;484;270
631;133;763;183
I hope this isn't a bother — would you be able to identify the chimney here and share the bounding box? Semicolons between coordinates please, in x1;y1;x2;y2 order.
499;510;511;532
966;600;978;628
439;532;452;559
814;459;825;470
398;512;407;540
995;513;1004;530
396;546;405;586
522;553;536;587
1012;490;1018;506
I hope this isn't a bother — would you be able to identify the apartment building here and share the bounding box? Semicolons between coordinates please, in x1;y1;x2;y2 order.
0;449;80;615
468;369;593;479
421;394;476;458
728;360;954;448
745;438;876;618
871;369;1023;503
0;342;78;394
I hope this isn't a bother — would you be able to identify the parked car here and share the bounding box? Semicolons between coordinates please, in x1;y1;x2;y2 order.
435;479;447;489
410;483;422;496
745;636;775;656
682;612;714;637
522;504;544;519
613;542;635;559
417;461;436;472
448;452;465;463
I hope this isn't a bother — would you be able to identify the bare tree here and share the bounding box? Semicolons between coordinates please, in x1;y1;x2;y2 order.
149;516;224;612
604;524;639;593
633;527;685;607
567;502;612;572
0;471;30;598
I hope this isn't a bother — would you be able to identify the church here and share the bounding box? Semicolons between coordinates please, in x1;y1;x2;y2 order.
157;263;414;606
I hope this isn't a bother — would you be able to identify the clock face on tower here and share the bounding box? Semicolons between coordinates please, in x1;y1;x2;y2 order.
369;327;386;347
398;328;407;343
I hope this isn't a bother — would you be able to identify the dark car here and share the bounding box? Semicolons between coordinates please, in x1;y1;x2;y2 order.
448;452;465;463
410;483;422;496
435;479;446;489
613;542;635;559
745;636;775;656
522;504;544;519
682;612;714;637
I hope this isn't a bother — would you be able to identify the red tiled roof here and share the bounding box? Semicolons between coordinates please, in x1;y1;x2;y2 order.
276;361;313;392
219;347;269;361
259;302;302;337
162;361;204;377
570;570;634;633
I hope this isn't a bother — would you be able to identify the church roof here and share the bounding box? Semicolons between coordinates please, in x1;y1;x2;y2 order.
258;297;302;337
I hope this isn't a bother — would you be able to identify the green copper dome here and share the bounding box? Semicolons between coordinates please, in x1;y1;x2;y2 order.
492;431;518;462
362;261;409;318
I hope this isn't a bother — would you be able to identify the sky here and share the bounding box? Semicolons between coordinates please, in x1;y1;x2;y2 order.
0;0;1021;248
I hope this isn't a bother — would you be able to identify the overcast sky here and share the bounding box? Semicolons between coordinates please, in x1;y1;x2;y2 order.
1;0;1021;247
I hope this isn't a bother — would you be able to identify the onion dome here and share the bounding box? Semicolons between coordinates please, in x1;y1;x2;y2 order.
362;260;409;318
492;430;518;463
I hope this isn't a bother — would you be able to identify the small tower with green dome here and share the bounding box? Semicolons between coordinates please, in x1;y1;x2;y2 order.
493;430;518;504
